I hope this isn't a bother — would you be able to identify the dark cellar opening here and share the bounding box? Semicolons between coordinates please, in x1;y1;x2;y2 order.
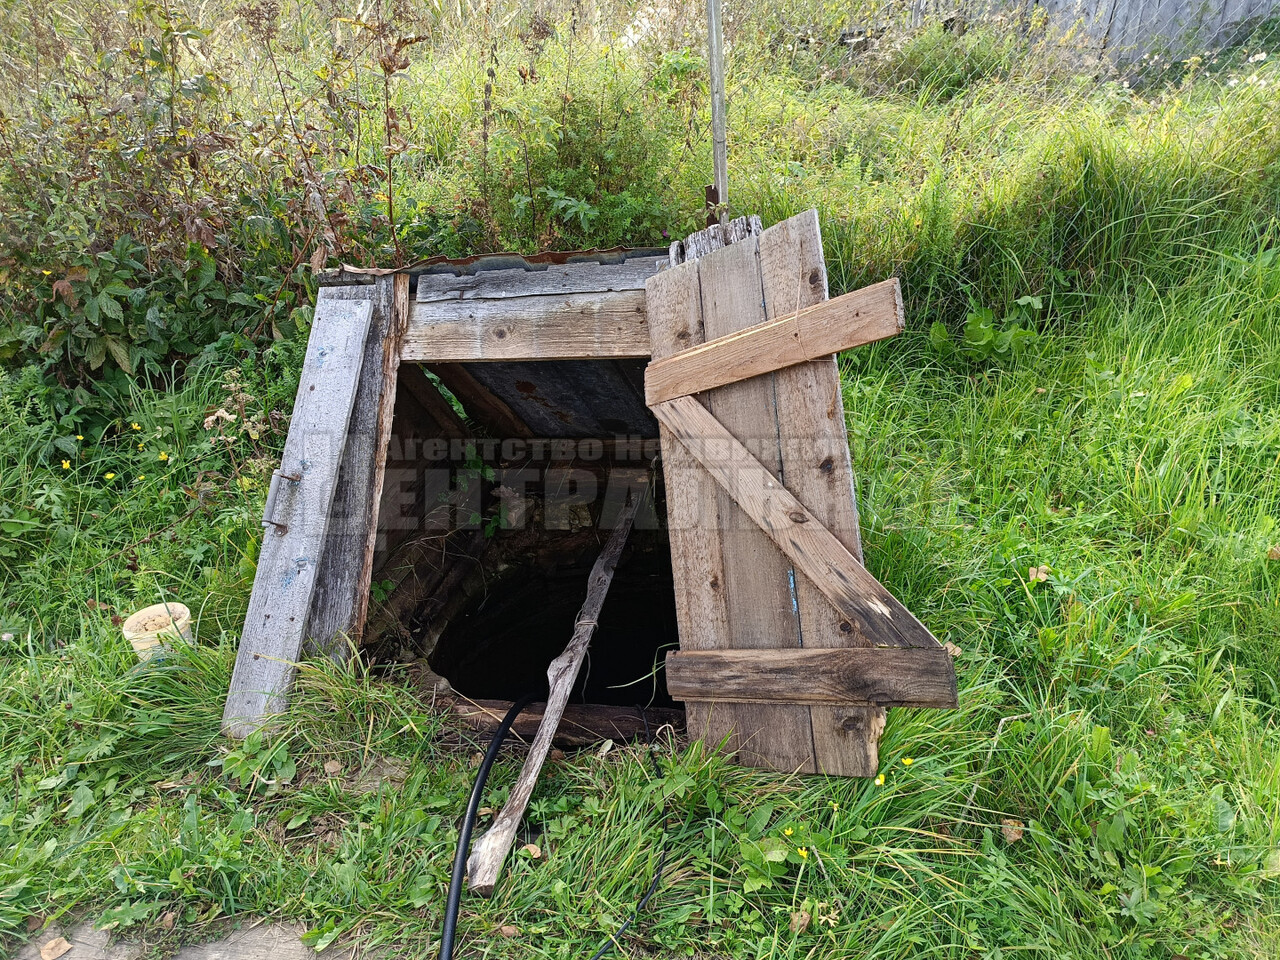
367;348;685;716
428;521;680;708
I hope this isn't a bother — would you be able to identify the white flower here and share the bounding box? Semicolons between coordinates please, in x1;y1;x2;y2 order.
1248;52;1267;63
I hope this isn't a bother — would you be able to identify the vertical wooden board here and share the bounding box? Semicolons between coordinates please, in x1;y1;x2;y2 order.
645;264;736;755
306;276;409;659
697;237;817;774
759;210;884;776
223;298;375;737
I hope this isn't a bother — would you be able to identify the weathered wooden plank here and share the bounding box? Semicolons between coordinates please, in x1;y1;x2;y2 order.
643;279;903;405
396;363;469;440
426;362;533;439
666;648;958;708
415;258;665;303
652;394;946;652
467;490;644;897
673;215;762;265
695;237;817;774
448;698;684;749
644;264;735;757
223;298;375;738
306;275;410;658
758;211;884;776
402;291;650;361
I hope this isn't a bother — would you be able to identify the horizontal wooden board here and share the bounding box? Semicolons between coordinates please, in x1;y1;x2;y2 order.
666;648;957;708
448;699;685;749
416;258;666;303
644;279;904;405
652;394;943;650
402;291;651;361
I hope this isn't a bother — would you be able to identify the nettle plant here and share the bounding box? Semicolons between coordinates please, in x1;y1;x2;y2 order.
22;238;247;376
931;293;1043;364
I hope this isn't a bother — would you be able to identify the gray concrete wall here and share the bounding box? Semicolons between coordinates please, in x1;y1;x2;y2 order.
909;0;1277;58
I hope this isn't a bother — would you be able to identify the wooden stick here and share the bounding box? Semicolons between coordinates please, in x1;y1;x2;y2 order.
465;489;646;896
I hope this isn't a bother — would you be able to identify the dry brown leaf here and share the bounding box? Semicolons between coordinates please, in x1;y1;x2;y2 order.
323;759;343;776
520;843;542;859
190;217;217;249
477;807;494;817
310;244;329;273
497;925;520;938
943;641;963;658
51;278;78;308
40;936;72;960
158;910;177;931
1001;818;1025;843
789;910;811;934
26;915;44;933
1268;544;1280;561
550;749;566;761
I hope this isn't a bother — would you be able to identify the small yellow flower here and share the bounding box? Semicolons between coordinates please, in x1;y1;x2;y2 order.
783;827;793;836
829;801;839;811
130;422;141;431
137;475;145;481
104;472;116;480
797;847;808;859
61;460;70;469
138;442;145;449
41;269;51;276
875;774;885;786
902;757;914;767
76;435;83;441
158;451;169;461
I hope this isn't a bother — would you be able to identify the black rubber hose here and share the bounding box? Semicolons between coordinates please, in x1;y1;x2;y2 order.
439;692;537;960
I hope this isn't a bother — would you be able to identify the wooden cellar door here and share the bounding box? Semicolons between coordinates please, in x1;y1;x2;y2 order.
646;211;957;776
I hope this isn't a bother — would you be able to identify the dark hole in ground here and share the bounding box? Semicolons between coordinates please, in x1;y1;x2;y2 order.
429;527;680;708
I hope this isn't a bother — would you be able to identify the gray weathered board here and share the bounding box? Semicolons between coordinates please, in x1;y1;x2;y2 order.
404;258;666;361
646;210;955;776
305;277;409;659
222;297;374;738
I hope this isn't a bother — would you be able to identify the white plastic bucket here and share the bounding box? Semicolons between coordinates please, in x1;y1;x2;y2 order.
121;602;193;661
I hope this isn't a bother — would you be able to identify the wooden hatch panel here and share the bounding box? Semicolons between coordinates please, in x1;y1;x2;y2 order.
644;211;956;777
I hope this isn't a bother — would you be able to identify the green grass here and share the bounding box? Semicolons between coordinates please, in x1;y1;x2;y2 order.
2;4;1280;959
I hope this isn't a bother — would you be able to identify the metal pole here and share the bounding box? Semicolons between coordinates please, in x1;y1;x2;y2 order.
706;0;728;223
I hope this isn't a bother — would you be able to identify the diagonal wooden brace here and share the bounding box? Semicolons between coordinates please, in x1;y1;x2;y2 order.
651;395;951;658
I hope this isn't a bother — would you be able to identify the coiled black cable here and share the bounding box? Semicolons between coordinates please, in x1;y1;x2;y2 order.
439;692;537;960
